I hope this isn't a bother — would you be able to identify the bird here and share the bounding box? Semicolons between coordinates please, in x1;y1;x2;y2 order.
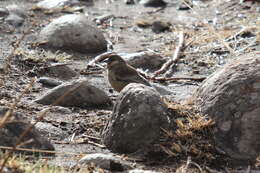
104;54;151;92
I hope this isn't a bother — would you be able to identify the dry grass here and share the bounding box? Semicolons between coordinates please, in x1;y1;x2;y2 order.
0;152;65;173
158;99;231;172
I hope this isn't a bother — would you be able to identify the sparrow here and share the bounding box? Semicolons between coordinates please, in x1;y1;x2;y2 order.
104;54;151;92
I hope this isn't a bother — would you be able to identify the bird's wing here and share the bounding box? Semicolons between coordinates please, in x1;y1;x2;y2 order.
114;65;151;86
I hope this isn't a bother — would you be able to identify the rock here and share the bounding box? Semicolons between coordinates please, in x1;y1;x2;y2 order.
0;58;5;72
36;0;80;10
151;21;171;34
35;79;112;108
51;106;72;114
4;4;27;27
0;7;9;18
38;64;78;80
5;14;24;27
6;4;26;18
35;122;67;140
38;77;62;87
125;0;136;4
79;153;134;171
193;52;260;161
102;83;170;153
128;169;160;173
120;51;167;71
0;107;55;154
135;19;152;28
94;14;114;25
151;83;173;96
139;0;167;7
38;14;107;53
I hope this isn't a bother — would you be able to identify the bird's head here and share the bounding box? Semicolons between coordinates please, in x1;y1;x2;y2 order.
105;54;126;69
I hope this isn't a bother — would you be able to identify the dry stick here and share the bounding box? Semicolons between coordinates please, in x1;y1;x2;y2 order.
181;0;235;55
86;51;115;70
0;146;80;156
152;76;206;82
190;161;203;173
183;156;191;172
0;81;84;172
163;38;195;77
152;31;185;78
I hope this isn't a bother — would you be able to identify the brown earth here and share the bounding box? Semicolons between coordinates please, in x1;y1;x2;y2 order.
0;0;259;172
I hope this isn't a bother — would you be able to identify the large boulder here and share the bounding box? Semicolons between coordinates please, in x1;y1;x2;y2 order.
102;83;170;153
193;52;260;161
0;107;55;154
35;79;112;108
38;14;107;53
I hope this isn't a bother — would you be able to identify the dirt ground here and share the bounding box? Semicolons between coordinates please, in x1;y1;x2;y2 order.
0;0;259;172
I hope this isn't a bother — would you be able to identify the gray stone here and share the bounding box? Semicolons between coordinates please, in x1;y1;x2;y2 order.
193;52;260;161
6;4;26;18
38;64;78;80
0;7;9;18
38;77;62;87
151;21;171;34
0;107;55;154
35;122;67;140
94;14;114;24
38;14;107;53
139;0;167;7
5;14;24;27
79;153;134;171
102;83;170;153
35;79;112;108
120;51;167;71
151;83;173;96
36;0;79;10
125;0;136;4
51;106;72;114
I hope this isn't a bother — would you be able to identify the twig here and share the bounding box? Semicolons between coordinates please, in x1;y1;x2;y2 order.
190;161;203;173
225;26;248;42
86;51;114;70
236;39;257;53
152;31;185;78
0;146;79;156
184;156;191;172
205;166;222;173
245;165;251;173
82;134;101;141
88;141;106;148
80;71;103;75
152;76;206;82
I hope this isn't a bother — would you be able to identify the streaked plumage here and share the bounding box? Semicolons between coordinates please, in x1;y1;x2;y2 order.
105;54;151;92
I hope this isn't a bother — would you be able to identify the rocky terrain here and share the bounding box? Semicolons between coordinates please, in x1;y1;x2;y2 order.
0;0;259;172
